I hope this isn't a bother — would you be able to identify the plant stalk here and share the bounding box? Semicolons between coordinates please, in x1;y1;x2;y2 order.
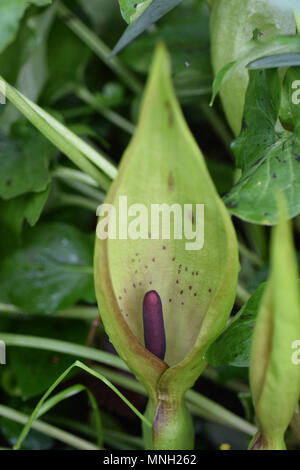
143;395;194;450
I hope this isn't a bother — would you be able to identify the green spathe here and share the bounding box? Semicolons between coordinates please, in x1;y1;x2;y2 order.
250;203;300;450
94;43;239;449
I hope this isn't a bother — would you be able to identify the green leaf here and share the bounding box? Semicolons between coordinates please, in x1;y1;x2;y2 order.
9;319;89;399
1;3;57;131
3;6;57;135
206;276;300;369
0;0;52;55
118;0;153;24
205;283;266;368
23;187;50;226
0;121;55;200
224;69;300;224
0;0;30;54
0;223;95;313
111;0;182;56
0;188;50;251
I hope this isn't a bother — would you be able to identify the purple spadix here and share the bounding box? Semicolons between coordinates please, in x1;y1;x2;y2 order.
143;290;166;360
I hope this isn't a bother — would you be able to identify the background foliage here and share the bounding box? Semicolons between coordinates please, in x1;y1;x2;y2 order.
0;0;298;450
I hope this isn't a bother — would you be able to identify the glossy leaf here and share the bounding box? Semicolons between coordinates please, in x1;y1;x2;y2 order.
0;223;95;313
205;283;266;368
224;69;300;224
0;188;49;251
118;1;153;24
0;0;52;55
0;121;55;200
9;319;90;399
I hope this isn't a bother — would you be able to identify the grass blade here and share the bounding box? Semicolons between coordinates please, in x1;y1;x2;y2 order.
14;360;151;449
0;332;128;371
37;384;103;448
1;77;117;190
0;404;99;450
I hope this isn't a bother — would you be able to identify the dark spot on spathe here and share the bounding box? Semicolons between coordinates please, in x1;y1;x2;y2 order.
164;101;174;127
168;172;175;191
